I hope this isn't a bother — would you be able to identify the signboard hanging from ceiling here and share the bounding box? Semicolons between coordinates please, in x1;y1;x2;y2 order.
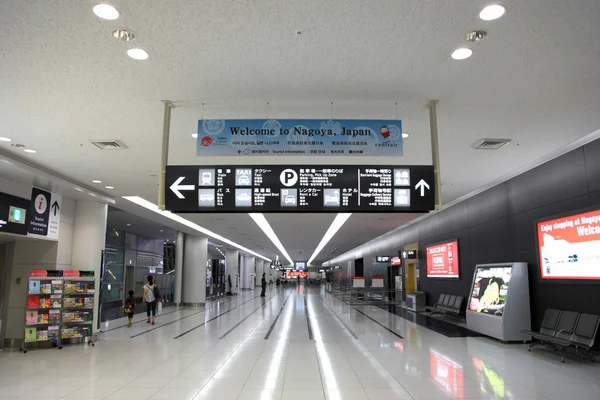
27;187;62;241
165;165;434;213
0;192;29;236
196;119;403;157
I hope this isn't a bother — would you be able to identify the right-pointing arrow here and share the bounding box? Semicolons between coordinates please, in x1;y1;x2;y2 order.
415;179;430;197
170;176;195;199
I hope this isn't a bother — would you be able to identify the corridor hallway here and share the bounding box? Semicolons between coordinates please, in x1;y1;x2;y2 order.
0;285;599;400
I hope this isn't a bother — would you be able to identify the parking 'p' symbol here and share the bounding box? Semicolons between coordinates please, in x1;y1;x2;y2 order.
280;169;298;187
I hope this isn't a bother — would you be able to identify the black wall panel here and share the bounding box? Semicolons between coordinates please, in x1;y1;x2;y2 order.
584;139;600;192
404;141;600;332
467;182;512;226
438;201;469;235
510;148;588;214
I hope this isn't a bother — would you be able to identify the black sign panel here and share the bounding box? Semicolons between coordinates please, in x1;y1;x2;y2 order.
402;250;418;259
27;187;51;236
165;165;434;213
0;192;30;236
376;256;391;263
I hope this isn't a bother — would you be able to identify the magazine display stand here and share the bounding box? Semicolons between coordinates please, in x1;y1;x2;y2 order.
21;269;96;354
62;270;95;346
22;270;64;353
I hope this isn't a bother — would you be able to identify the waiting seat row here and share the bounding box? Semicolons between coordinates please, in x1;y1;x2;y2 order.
521;309;600;363
427;293;464;317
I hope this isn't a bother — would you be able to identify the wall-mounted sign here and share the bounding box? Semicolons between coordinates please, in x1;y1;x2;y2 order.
295;261;306;271
402;250;418;259
426;240;460;279
165;165;434;213
376;256;391;263
27;187;62;240
0;192;29;236
287;271;308;278
196;119;403;157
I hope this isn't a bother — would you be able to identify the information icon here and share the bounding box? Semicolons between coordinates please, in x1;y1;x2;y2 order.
198;189;215;207
280;189;298;207
394;189;410;207
198;169;215;186
323;189;341;207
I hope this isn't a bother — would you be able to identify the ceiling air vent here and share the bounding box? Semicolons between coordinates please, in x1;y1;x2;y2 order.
471;138;511;150
90;140;128;150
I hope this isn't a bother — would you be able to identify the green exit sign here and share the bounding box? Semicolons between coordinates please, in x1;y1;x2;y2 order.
8;206;26;224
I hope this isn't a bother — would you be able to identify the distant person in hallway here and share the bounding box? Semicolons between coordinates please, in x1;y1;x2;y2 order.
227;274;233;296
143;275;157;325
297;275;300;285
123;290;136;327
260;273;266;297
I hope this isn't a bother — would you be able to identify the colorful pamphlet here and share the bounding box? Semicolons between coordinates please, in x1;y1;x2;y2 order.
26;311;38;325
48;326;59;339
84;298;94;308
40;283;52;294
27;295;40;309
25;327;37;342
49;309;60;324
51;280;63;294
51;295;62;308
37;330;48;341
28;280;40;294
39;297;51;308
38;313;49;324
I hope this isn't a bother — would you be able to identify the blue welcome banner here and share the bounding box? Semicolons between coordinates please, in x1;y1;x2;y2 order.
196;119;403;157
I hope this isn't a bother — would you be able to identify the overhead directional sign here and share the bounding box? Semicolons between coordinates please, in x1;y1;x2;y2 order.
165;165;434;213
27;187;62;240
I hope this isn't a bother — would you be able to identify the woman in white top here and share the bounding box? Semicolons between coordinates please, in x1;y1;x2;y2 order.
143;275;157;325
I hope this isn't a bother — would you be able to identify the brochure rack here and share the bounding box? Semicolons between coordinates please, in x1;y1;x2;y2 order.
21;269;96;354
22;270;64;353
61;270;95;346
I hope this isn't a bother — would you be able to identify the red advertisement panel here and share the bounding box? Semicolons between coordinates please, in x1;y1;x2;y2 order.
63;270;80;278
29;270;48;277
426;240;459;278
537;209;600;280
391;257;401;265
286;271;308;278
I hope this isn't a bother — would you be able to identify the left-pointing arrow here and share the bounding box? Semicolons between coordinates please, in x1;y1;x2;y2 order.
170;176;195;199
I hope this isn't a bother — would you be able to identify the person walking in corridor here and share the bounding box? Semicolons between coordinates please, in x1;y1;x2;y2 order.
260;273;266;297
143;275;157;325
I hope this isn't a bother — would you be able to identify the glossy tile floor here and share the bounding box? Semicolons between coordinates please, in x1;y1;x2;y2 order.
1;285;599;399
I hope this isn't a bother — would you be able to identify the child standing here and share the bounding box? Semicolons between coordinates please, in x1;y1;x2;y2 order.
123;290;136;327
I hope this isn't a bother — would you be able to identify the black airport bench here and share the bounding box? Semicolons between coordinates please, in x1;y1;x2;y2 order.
521;308;600;363
427;293;464;317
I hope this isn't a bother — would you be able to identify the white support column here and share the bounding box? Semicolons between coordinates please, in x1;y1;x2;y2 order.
71;201;108;334
255;260;264;287
225;249;239;294
174;231;184;305
183;235;208;305
240;256;256;290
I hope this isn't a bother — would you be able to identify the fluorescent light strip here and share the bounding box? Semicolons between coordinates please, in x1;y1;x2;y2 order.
122;196;271;262
248;213;294;266
308;213;352;266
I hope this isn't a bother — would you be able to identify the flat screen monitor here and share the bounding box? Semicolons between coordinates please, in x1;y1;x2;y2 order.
426;240;459;278
294;262;306;271
537;208;600;281
468;266;512;317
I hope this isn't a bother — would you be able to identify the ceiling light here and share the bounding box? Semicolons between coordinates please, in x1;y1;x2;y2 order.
112;29;136;42
93;3;120;20
74;187;83;192
126;223;131;226
160;229;164;232
105;186;114;189
479;4;506;21
23;149;37;154
92;180;102;184
0;137;11;142
122;196;271;262
192;133;198;139
89;193;97;197
402;132;409;139
127;48;149;60
248;214;293;266
451;48;473;60
307;213;352;266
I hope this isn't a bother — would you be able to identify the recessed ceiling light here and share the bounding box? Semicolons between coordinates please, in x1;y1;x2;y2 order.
112;28;136;42
479;4;506;21
105;186;114;189
126;223;131;226
160;229;163;232
89;193;97;197
0;137;11;142
451;48;473;60
402;132;409;139
74;187;83;192
192;133;198;139
23;149;37;154
127;48;149;60
93;3;120;20
92;180;102;184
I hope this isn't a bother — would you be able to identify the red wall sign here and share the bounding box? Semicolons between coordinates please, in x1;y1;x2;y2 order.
537;209;600;280
29;270;48;277
391;257;402;265
426;240;459;278
287;271;308;278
